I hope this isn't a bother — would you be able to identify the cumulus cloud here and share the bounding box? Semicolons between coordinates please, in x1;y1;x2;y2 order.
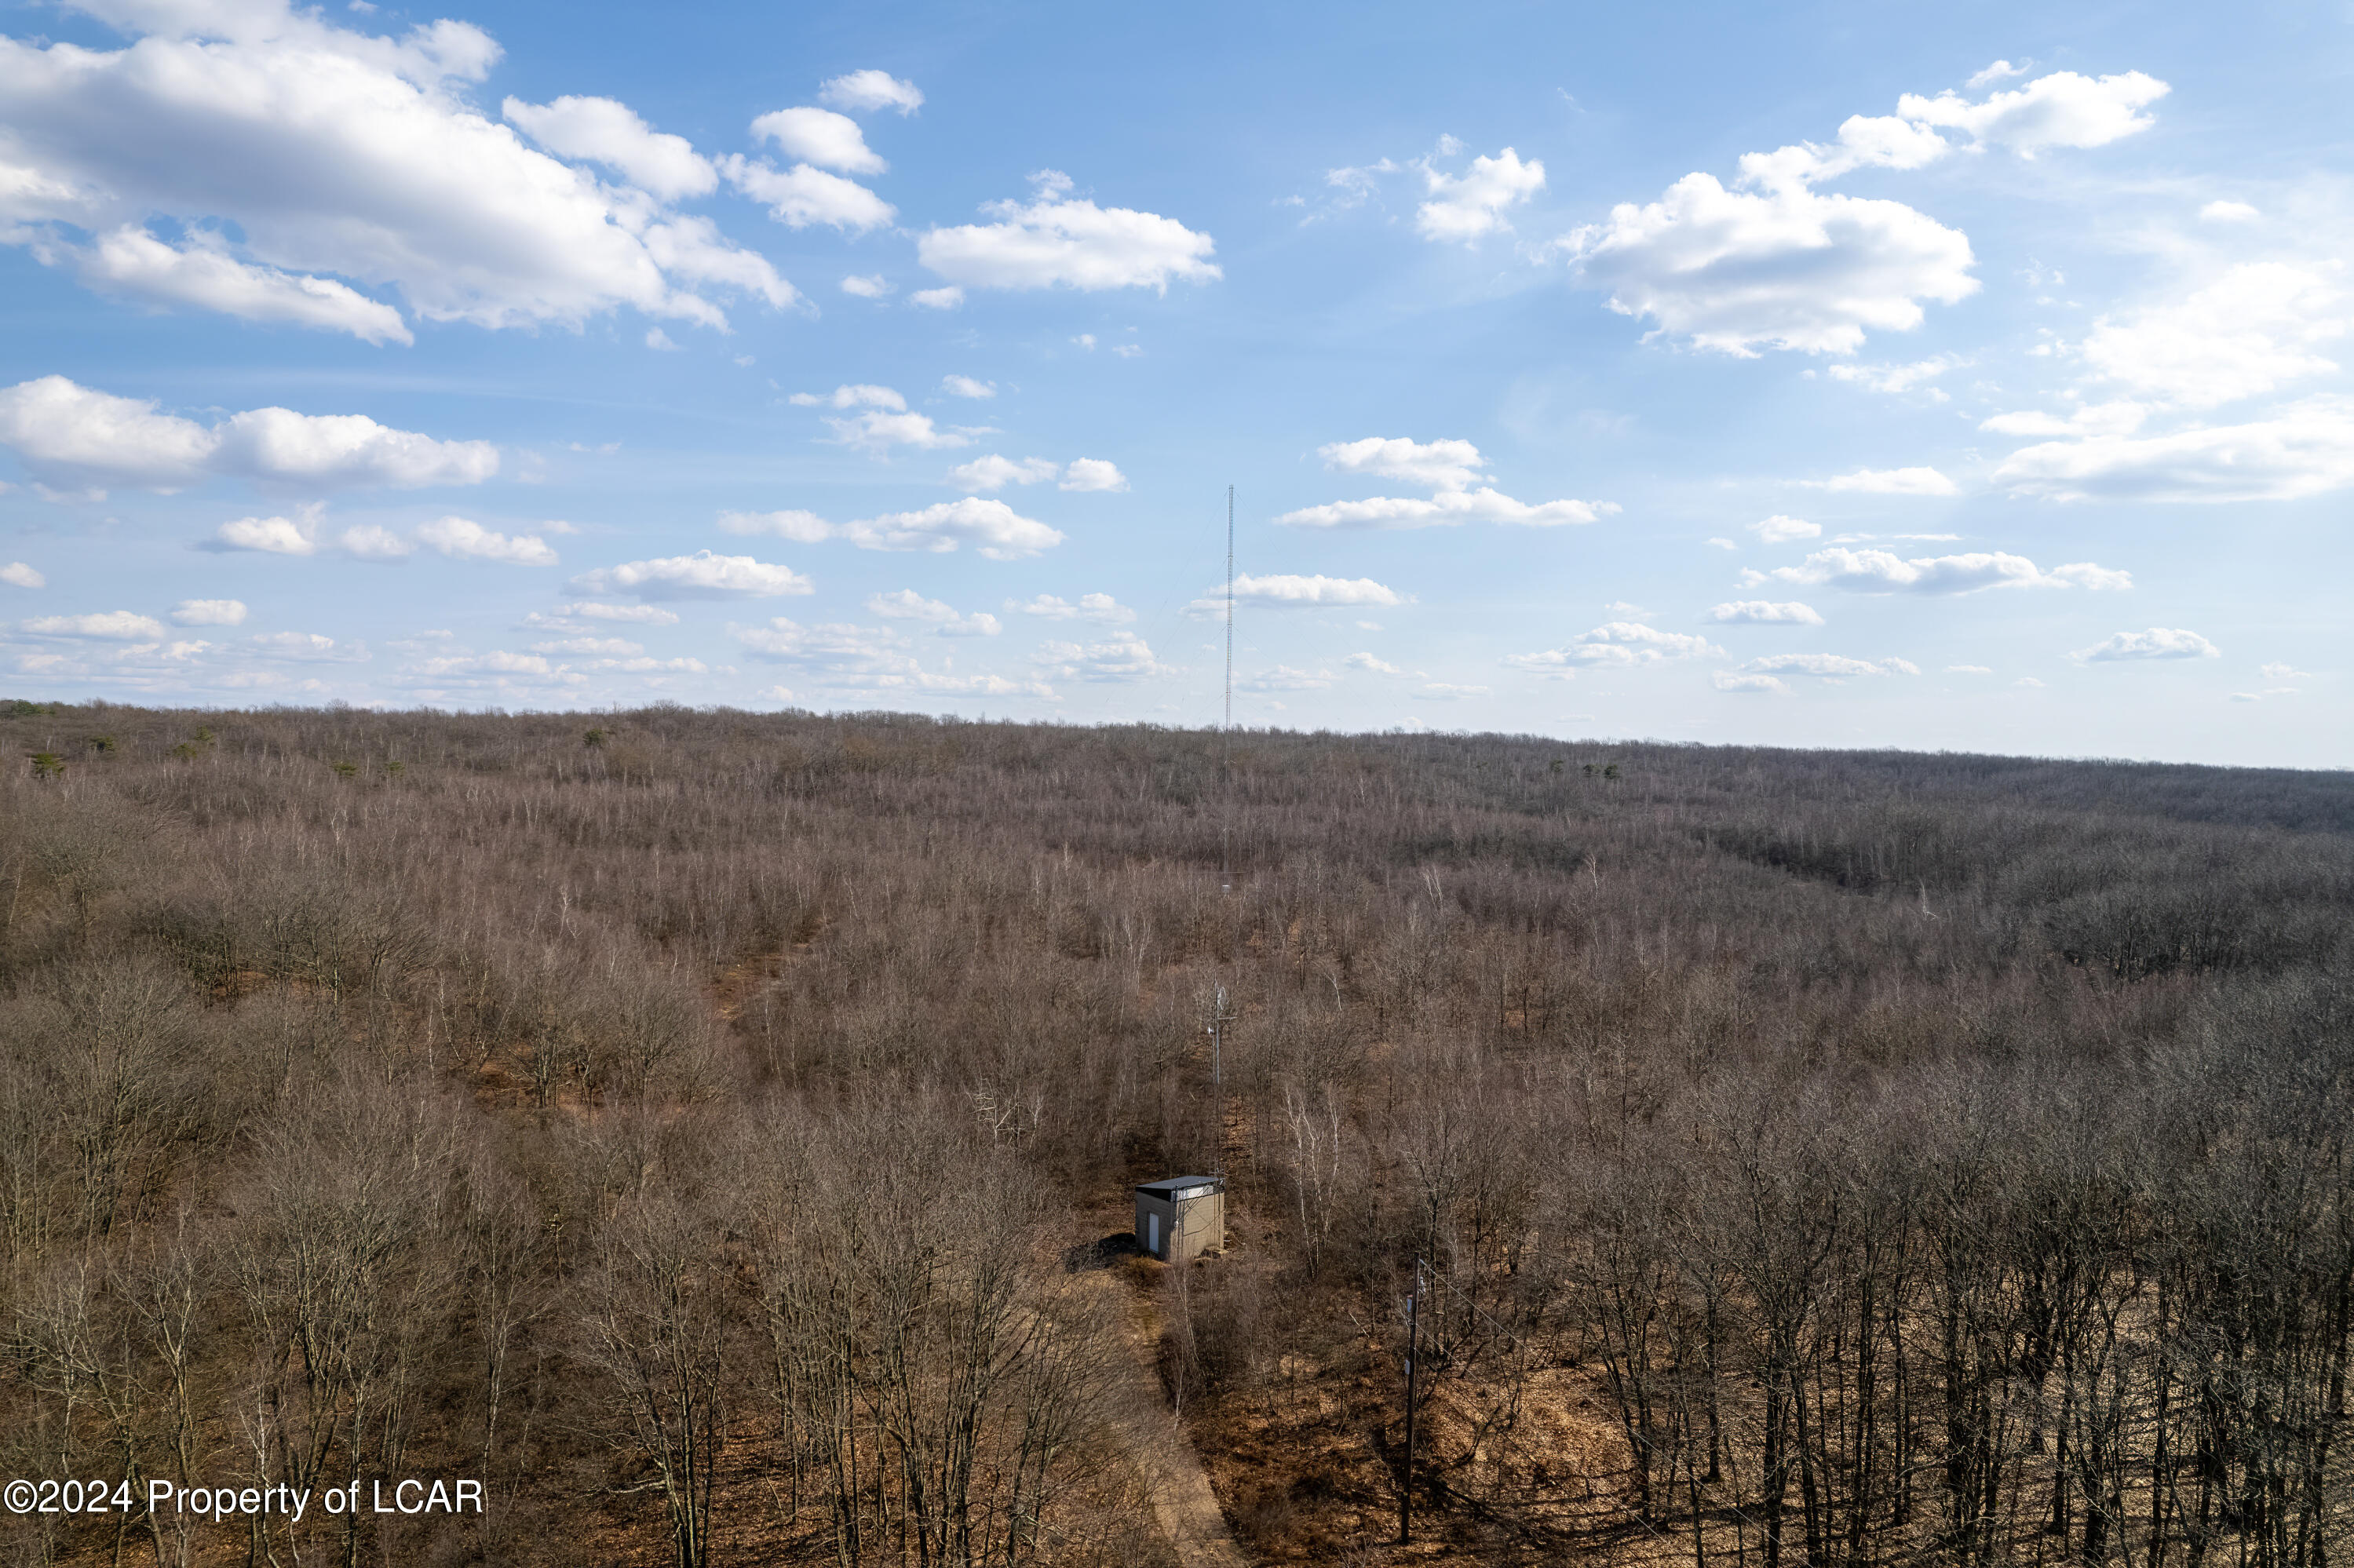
917;170;1220;294
1009;593;1133;624
2199;200;2260;224
1713;671;1788;693
0;3;796;334
1319;436;1487;490
1707;600;1823;625
941;375;996;399
568;549;814;600
1991;399;2354;502
171;598;246;625
750;107;885;174
841;274;891;298
1279;489;1615;529
721;498;1063;559
1505;622;1725;676
1416;148;1545;242
1802;465;1958;495
911;286;964;310
865;589;1000;636
1896;71;2170;156
1560;68;2166;356
1190;574;1408;614
819;70;923;116
414;516;558;565
720;155;895;233
1743;546;2130;595
502;95;715;201
1564;177;1977;356
0;377;498;491
20;610;166;640
949;455;1059;491
2260;662;2313;680
2;563;42;589
1346;651;1409;675
2069;627;2221;662
2077;264;2345;409
1239;665;1334;691
1749;515;1820;544
1060;458;1127;492
1032;630;1173;682
792;385;905;410
1740;652;1920;678
73;226;413;344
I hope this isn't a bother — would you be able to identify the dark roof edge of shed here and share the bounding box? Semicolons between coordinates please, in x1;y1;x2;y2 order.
1134;1175;1224;1196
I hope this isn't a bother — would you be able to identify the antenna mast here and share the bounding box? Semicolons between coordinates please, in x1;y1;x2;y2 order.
1221;483;1234;895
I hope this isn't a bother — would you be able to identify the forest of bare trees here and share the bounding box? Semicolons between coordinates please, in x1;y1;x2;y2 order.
2;698;2347;1567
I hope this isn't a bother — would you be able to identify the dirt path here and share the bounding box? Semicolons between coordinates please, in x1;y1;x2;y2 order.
1070;1261;1250;1568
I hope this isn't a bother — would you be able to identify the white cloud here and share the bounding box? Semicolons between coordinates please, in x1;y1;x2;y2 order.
721;156;895;233
1979;401;2149;439
948;454;1059;491
2199;200;2260;224
2;563;45;589
1319;436;1486;490
1744;546;2130;594
1707;537;1738;550
825;410;973;453
941;375;996;399
1192;574;1408;613
750;107;886;175
1059;458;1128;491
1707;600;1823;625
1713;671;1787;694
840;274;892;298
1825;356;1959;396
1749;515;1820;544
1009;593;1133;624
0;377;498;491
1741;652;1920;678
248;631;369;663
1992;399;2354;501
726;498;1061;559
502;95;715;201
1416;148;1545;242
2260;662;2313;680
1239;664;1334;691
866;589;1000;636
554;601;680;625
414;516;558;565
1564;175;1977;356
1802;465;1958;495
203;513;319;555
1563;67;2160;357
531;635;641;656
911;286;964;310
1414;683;1489;700
1345;651;1408;675
1277;487;1615;529
1505;622;1724;675
0;5;794;333
171;598;246;625
569;549;815;600
1946;664;1993;673
1111;342;1143;359
1896;71;2170;156
918;171;1220;294
20;610;166;640
1033;630;1172;682
73;226;413;345
1965;60;2031;89
792;384;906;410
819;70;923;116
334;523;411;562
644;327;679;351
2078;264;2345;409
2069;627;2221;663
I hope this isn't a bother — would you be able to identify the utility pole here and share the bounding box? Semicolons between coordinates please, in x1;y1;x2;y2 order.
1400;1278;1420;1544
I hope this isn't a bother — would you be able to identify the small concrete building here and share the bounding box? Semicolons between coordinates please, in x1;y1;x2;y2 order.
1134;1175;1224;1261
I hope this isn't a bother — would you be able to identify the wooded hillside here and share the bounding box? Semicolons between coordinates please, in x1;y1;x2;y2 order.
3;701;2349;1567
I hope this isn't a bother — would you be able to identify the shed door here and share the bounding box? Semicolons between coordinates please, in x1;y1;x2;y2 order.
1148;1212;1159;1256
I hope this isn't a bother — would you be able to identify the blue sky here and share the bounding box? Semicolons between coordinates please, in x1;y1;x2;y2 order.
1;0;2345;764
